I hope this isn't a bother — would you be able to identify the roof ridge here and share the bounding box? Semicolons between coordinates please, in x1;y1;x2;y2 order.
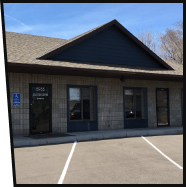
68;19;116;41
36;19;117;58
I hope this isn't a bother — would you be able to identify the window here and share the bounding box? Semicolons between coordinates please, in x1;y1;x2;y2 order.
124;88;146;119
69;87;96;121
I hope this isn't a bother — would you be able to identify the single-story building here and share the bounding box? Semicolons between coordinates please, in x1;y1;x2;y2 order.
6;19;183;135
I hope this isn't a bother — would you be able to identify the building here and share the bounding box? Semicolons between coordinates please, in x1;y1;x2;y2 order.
6;19;183;135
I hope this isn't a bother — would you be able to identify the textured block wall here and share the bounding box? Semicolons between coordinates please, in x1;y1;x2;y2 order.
8;72;183;135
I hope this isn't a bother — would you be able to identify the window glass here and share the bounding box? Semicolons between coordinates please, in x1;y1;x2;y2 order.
135;90;141;118
157;90;167;107
141;89;146;119
125;90;135;118
82;88;90;120
82;88;90;99
125;88;146;119
69;88;81;120
69;87;96;121
90;87;96;121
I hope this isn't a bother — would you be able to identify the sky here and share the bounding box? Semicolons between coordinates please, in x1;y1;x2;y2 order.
3;3;183;40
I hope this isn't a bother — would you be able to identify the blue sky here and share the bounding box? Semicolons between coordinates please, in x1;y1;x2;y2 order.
3;3;183;39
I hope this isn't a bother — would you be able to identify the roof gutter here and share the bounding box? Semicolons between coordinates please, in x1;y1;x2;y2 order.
7;62;183;82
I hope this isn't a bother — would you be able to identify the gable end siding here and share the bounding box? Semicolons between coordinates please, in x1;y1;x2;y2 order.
49;26;165;69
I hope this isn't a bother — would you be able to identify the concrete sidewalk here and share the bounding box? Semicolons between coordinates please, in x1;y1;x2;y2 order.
13;126;183;148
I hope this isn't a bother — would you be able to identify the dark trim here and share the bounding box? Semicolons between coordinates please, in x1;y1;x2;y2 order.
156;88;170;127
123;87;148;129
29;83;52;135
7;62;183;82
181;89;183;126
67;84;98;132
37;19;173;70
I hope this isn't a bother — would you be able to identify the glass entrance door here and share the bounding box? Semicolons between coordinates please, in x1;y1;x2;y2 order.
29;84;52;134
156;88;169;126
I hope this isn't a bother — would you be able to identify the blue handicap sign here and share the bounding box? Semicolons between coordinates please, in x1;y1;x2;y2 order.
13;93;20;106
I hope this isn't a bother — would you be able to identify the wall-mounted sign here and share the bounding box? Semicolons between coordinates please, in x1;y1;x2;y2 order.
13;93;20;106
36;87;45;92
33;93;48;96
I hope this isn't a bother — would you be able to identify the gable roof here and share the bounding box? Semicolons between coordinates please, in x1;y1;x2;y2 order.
37;19;173;70
5;23;183;82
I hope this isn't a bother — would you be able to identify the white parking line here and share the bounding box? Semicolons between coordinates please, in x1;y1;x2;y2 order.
141;136;183;170
58;141;77;184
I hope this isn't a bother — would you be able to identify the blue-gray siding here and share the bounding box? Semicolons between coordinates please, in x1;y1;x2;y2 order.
50;26;164;68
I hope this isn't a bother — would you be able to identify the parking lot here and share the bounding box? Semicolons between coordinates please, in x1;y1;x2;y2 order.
14;134;183;184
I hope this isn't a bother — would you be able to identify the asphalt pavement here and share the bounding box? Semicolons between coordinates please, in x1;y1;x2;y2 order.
14;134;183;184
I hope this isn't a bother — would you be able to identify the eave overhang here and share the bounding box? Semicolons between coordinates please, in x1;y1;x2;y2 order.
7;62;183;82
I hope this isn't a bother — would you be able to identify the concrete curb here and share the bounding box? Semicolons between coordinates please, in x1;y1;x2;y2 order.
13;127;183;148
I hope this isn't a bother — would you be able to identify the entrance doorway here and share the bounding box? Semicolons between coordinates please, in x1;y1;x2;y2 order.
67;85;98;132
29;84;52;134
156;88;169;127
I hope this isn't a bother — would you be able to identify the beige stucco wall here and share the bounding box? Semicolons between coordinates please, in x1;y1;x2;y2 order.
8;73;183;135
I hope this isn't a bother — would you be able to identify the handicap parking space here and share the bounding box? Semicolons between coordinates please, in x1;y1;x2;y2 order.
14;135;183;184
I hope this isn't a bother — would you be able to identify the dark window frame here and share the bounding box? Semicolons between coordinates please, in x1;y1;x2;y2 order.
123;87;148;120
67;85;98;123
156;88;170;127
